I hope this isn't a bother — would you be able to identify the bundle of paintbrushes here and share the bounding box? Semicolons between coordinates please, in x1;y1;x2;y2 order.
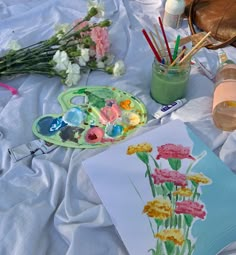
142;16;212;68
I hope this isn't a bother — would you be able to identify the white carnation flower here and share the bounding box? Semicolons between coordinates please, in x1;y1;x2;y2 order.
78;48;90;66
7;40;21;51
113;60;125;77
65;63;81;87
53;50;70;72
88;0;105;18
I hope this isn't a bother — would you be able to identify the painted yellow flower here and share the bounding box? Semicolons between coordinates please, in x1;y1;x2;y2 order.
127;143;152;155
173;187;193;197
143;197;172;220
155;229;184;246
187;173;211;184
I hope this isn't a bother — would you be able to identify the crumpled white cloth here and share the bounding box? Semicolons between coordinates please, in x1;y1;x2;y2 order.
0;0;236;255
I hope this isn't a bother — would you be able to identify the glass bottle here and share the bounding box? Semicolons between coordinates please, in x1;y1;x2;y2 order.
163;0;185;29
212;60;236;131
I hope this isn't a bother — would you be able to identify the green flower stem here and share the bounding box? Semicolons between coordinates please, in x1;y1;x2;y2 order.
146;163;156;197
61;8;98;40
0;51;52;71
4;42;52;61
175;247;181;255
179;226;190;255
155;238;163;255
1;62;53;72
0;69;56;76
0;41;44;62
192;184;199;201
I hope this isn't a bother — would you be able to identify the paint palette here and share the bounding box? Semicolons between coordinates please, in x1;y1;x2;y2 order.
32;86;147;148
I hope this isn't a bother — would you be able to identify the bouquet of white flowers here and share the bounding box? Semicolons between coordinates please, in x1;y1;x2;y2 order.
0;4;125;87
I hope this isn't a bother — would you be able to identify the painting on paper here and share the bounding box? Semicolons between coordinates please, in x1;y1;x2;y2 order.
82;120;236;255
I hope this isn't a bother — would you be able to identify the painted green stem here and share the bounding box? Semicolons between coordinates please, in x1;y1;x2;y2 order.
146;163;156;197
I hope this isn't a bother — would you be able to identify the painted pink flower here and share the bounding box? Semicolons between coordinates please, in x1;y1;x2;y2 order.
151;168;187;187
175;200;206;219
156;144;195;160
90;27;110;59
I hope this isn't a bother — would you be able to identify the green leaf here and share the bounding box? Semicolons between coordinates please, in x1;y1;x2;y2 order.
150;155;160;168
185;239;192;255
165;182;174;192
186;239;192;251
184;214;194;227
168;158;181;170
196;192;201;200
178;215;182;228
148;248;156;255
155;185;163;196
190;180;198;188
174;214;178;227
136;152;149;164
165;217;170;228
164;240;175;255
161;184;170;197
155;218;163;227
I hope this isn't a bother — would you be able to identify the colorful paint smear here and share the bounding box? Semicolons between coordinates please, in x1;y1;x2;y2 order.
32;86;147;148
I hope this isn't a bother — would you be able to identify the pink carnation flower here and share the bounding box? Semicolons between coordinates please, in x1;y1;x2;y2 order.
175;200;206;219
73;20;89;31
156;144;195;160
90;27;110;59
151;168;187;187
73;20;90;37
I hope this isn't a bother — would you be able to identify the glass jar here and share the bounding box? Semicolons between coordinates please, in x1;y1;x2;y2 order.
150;59;191;105
212;60;236;131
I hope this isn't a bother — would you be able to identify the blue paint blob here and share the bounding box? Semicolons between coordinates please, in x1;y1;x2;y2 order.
50;117;67;132
106;124;123;137
37;116;67;136
37;117;57;136
63;107;86;126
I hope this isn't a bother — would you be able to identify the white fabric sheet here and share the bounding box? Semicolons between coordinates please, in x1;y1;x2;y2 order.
0;0;236;254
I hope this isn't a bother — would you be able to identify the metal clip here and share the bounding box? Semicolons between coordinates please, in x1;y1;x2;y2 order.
8;139;57;162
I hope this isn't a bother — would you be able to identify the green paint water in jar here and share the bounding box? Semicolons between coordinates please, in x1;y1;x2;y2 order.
150;59;191;105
